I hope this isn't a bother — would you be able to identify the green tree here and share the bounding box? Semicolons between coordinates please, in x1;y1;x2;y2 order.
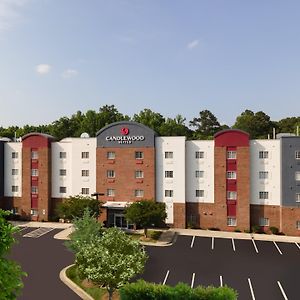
159;115;192;137
55;195;101;221
125;200;167;237
276;117;300;134
76;227;147;300
190;110;223;139
0;210;26;300
98;105;129;129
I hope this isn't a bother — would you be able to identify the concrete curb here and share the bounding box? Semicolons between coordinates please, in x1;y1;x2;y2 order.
54;226;74;240
59;264;94;300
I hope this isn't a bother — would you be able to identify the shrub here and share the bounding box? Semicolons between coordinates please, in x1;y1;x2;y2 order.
208;227;220;231
269;226;279;235
149;230;162;240
244;229;251;233
251;225;263;233
234;229;241;232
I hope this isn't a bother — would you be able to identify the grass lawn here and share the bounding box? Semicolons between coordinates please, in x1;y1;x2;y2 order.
126;229;162;243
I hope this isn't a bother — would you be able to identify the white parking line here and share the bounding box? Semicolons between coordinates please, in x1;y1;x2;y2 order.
277;281;288;300
211;237;214;250
273;241;283;255
251;238;259;253
295;242;300;250
23;227;54;238
231;238;236;252
248;278;256;300
191;273;195;288
163;270;169;285
190;236;195;248
220;275;223;287
16;226;28;232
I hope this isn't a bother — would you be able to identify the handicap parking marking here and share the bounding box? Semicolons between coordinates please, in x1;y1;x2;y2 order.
23;227;54;238
277;281;288;300
273;241;283;255
248;278;256;300
191;273;195;288
251;238;259;253
162;270;169;285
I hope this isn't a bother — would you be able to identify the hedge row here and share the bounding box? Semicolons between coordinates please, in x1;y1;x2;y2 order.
120;280;238;300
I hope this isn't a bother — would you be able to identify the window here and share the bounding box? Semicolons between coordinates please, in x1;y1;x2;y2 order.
11;207;18;215
196;190;204;197
59;169;67;176
259;151;268;159
295;172;300;181
259;171;268;179
107;151;115;159
31;151;38;159
59;152;66;159
227;151;237;159
259;217;269;226
195;151;204;159
296;193;300;203
82;170;89;177
59;186;67;193
227;217;237;226
135;170;144;178
134;189;144;197
81;188;90;195
31;186;38;194
12;185;18;193
81;152;89;159
107;189;115;197
296;151;300;160
227;171;237;179
12;169;18;176
297;221;300;230
135;151;144;159
227;191;237;200
30;209;38;216
31;169;38;177
12;152;18;159
165;151;173;159
259;191;269;199
195;170;204;178
165;171;173;178
165;190;173;197
107;170;115;178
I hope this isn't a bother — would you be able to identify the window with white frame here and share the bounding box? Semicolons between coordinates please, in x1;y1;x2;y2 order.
227;151;237;159
135;170;144;178
31;186;38;194
30;209;38;216
59;169;66;176
259;151;269;159
196;189;204;197
165;190;173;197
107;189;115;197
296;193;300;203
227;171;237;179
59;152;66;159
227;217;237;226
227;191;237;200
135;151;144;159
107;170;115;178
12;152;18;159
259;217;269;226
195;151;204;159
259;171;269;180
297;221;300;230
107;151;115;159
165;171;173;178
296;151;300;160
134;189;144;197
81;188;89;195
31;169;38;177
59;186;67;193
31;151;38;159
195;170;204;178
81;170;89;177
12;185;18;193
259;191;269;199
165;151;173;159
295;171;300;181
12;169;18;176
81;152;89;159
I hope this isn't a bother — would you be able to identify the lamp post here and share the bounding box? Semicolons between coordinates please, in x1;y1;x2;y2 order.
91;192;105;200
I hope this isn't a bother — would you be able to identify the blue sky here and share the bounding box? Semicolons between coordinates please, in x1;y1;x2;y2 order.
0;0;300;127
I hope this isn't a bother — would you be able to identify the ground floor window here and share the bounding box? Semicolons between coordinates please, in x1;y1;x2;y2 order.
227;217;237;226
296;221;300;230
259;217;269;226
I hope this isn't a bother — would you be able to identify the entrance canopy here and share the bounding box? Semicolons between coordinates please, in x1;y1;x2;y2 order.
102;201;132;209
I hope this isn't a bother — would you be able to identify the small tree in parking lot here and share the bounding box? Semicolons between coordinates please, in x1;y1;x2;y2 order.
125;200;167;237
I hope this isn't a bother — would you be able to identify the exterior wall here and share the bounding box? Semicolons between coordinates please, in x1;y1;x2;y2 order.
250;140;281;205
0;141;4;199
281;206;300;236
51;138;96;198
155;137;186;224
186;140;214;204
281;137;300;207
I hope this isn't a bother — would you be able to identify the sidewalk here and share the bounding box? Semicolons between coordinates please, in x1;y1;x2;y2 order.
11;220;73;230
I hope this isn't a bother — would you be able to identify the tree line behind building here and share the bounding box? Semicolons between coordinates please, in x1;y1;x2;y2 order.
0;105;299;140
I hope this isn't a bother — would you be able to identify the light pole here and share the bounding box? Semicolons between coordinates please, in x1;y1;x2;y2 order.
91;192;105;200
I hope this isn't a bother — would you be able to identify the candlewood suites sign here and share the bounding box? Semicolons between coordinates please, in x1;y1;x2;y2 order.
105;128;145;144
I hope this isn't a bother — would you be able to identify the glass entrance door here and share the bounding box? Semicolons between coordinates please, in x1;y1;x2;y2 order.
114;213;128;228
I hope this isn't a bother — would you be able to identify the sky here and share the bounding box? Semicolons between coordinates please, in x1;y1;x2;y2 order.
0;0;300;128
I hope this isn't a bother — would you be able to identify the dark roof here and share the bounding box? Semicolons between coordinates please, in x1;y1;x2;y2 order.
22;132;55;141
214;129;250;138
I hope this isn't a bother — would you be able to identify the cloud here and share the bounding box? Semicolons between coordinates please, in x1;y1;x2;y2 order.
0;0;29;32
35;64;52;75
61;69;79;79
187;39;200;50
